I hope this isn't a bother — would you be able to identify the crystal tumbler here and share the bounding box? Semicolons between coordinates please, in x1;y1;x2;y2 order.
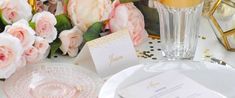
156;0;204;60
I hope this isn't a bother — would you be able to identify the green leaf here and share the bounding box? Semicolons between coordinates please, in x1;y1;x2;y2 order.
0;14;8;26
0;19;4;32
55;14;72;34
48;38;62;58
29;22;36;30
119;0;140;3
0;10;7;32
83;22;103;42
134;1;160;36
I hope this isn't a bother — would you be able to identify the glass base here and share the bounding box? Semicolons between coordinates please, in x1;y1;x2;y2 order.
162;50;195;60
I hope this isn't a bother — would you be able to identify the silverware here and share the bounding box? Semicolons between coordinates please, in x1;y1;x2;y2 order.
118;95;125;98
210;57;227;66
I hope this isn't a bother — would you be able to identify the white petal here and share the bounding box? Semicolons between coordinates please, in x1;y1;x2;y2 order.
45;27;57;43
5;20;36;49
0;33;23;78
32;11;57;25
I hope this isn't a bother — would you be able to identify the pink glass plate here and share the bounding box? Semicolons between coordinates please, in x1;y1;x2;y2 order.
3;63;102;98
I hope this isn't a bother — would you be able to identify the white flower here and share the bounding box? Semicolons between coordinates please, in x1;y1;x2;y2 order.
0;0;32;24
34;36;50;58
0;33;23;78
32;11;57;43
4;19;36;49
67;0;112;31
59;26;83;57
24;36;50;64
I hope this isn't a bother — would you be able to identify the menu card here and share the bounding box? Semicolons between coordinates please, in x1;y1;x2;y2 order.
119;71;225;98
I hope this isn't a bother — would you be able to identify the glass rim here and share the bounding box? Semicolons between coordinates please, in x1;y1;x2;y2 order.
157;0;204;8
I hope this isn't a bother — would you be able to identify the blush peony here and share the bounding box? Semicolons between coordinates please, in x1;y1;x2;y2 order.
109;1;148;46
67;0;112;31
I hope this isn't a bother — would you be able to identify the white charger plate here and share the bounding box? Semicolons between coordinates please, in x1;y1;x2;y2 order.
99;61;235;98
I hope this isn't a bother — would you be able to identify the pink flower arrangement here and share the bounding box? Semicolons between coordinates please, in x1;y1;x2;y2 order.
66;0;147;46
0;0;59;78
0;17;52;78
0;10;54;78
0;0;152;78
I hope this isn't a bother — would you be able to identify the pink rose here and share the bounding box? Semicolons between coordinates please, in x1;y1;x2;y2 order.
0;33;23;78
59;26;83;57
67;0;112;31
34;37;50;57
109;1;148;46
4;20;36;49
24;46;42;64
32;11;57;43
0;0;32;24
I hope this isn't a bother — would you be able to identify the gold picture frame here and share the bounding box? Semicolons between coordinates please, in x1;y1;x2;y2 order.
208;0;235;51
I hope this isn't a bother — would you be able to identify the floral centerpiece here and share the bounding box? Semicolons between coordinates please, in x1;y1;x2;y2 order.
0;0;160;79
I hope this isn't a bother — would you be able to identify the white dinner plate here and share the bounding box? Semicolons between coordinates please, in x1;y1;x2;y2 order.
99;61;235;98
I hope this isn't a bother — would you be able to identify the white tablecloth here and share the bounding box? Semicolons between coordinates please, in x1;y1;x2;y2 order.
195;18;235;67
0;17;235;97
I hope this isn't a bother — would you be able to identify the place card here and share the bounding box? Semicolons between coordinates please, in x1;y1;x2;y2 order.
119;71;225;98
75;29;138;77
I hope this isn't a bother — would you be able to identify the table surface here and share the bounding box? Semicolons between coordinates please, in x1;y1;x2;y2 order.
0;17;235;97
138;17;235;68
